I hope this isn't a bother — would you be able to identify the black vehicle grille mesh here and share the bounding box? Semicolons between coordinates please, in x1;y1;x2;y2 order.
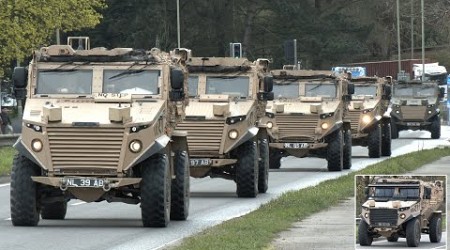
369;208;397;226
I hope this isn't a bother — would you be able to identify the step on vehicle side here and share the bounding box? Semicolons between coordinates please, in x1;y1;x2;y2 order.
359;178;445;247
176;57;274;197
268;69;354;171
10;37;191;227
390;80;445;139
347;76;392;158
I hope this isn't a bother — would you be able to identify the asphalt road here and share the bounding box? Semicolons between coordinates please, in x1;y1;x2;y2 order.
356;234;447;249
0;128;449;250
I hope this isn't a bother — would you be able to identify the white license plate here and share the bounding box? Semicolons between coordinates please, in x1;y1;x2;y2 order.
64;177;105;188
284;143;309;149
406;122;420;126
190;159;211;166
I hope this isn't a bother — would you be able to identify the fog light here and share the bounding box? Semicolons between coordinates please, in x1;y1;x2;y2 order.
395;110;400;114
267;121;273;129
321;122;329;130
362;115;371;124
131;126;138;132
31;139;43;152
129;140;142;153
228;130;239;139
400;213;406;219
428;110;432;114
364;213;369;218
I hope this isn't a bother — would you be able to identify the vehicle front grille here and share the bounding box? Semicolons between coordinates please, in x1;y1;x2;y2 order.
47;127;124;173
369;209;398;226
401;106;426;120
177;120;224;157
347;110;361;132
276;114;317;142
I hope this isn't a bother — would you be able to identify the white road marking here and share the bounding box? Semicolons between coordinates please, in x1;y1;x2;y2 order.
4;217;11;221
0;183;10;187
71;201;86;206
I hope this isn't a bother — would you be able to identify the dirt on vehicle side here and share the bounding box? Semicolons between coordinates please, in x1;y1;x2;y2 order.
358;177;445;247
176;57;274;197
347;76;392;158
10;38;191;227
390;80;444;139
267;69;354;171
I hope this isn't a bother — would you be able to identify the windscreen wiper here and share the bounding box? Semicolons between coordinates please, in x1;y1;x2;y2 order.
40;61;90;72
109;70;144;80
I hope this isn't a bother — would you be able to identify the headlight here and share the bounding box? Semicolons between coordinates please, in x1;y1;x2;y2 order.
428;110;432;114
26;123;42;132
31;139;43;152
228;130;239;139
362;114;371;124
129;140;142;153
395;110;400;114
321;122;329;130
364;213;369;218
320;112;334;119
267;121;273;129
399;213;406;219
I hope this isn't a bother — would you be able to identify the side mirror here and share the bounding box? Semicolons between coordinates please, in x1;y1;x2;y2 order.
13;67;28;88
257;92;274;101
439;87;445;99
382;85;392;99
263;75;273;92
364;187;370;199
424;187;432;199
170;68;184;90
347;83;355;95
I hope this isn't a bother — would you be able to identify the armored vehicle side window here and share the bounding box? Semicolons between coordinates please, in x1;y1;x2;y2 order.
37;70;93;94
206;76;249;97
305;82;336;97
188;76;199;97
353;85;377;96
273;82;299;98
103;70;159;95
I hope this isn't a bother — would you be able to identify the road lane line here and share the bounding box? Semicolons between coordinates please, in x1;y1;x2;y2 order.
71;201;86;206
4;217;11;221
0;183;10;187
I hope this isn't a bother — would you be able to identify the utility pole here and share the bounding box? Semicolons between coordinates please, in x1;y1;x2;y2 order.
177;0;181;48
410;0;414;59
421;0;425;80
396;0;402;73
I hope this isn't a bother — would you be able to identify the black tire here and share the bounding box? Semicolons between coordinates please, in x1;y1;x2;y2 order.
269;149;282;169
387;234;399;242
343;127;352;170
358;220;373;246
429;215;442;243
381;122;392;156
10;154;41;226
235;139;258;198
170;151;190;221
140;154;171;227
406;217;421;247
430;116;441;139
258;139;269;193
41;201;67;220
326;129;343;171
368;123;381;158
391;118;399;139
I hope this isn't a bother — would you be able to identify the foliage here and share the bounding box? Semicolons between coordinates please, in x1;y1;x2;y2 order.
0;147;15;176
0;0;106;76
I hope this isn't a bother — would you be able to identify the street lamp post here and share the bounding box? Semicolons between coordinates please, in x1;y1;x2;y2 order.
177;0;180;48
396;0;401;73
421;0;425;80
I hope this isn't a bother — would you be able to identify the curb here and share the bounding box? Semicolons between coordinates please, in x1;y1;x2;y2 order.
0;175;10;184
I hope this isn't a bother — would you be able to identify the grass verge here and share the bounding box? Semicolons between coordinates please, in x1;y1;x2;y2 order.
0;147;16;176
174;147;450;250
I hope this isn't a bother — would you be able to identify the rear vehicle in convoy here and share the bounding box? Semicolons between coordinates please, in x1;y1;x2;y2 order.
10;37;190;227
268;69;354;171
390;80;445;139
347;76;392;157
176;57;273;197
359;177;445;247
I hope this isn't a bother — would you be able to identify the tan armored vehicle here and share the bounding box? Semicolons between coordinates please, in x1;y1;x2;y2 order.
268;69;354;171
10;37;190;227
176;57;274;197
347;76;392;157
359;178;445;247
390;80;445;139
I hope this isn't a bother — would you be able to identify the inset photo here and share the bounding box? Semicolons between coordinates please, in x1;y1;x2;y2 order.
355;175;446;249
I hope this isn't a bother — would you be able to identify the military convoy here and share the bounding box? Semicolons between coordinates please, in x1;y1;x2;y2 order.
390;80;444;139
267;69;354;171
347;76;392;157
10;37;191;227
176;57;274;197
358;177;445;247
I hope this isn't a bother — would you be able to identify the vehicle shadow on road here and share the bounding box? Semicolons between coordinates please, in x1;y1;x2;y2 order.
37;218;143;228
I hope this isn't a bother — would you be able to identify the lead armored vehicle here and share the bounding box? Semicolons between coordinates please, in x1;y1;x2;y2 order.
390;80;444;139
10;37;190;227
268;69;354;171
359;178;445;247
347;76;392;157
176;57;274;197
